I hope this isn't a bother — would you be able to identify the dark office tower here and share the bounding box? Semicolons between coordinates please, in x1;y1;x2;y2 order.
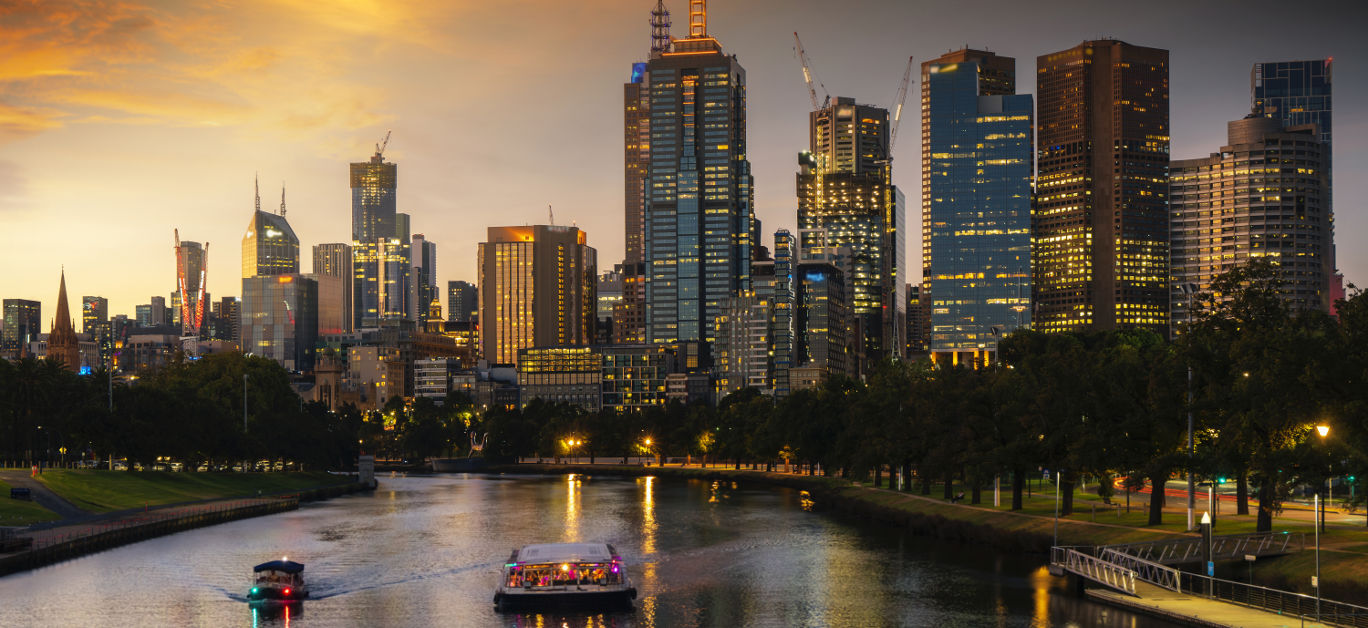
1253;60;1334;271
2;299;40;359
478;225;596;366
794;254;848;380
351;145;397;242
410;234;437;321
1035;40;1170;334
796;97;905;361
219;297;241;346
619;5;660;347
1171;115;1330;320
904;284;926;356
922;50;1033;364
350;144;408;327
770;230;795;396
173;232;208;336
313;243;353;331
643;1;755;345
446;280;477;322
242;179;300;278
81;296;107;334
241;275;317;372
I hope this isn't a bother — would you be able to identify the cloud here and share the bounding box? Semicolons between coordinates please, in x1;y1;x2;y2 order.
0;159;30;212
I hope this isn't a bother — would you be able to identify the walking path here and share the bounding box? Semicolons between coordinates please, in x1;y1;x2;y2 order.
1088;583;1335;628
0;470;88;519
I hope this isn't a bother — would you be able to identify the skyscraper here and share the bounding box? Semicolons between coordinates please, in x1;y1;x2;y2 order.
242;179;299;278
81;296;107;334
922;49;1033;363
241;181;313;370
796;96;904;362
478;225;596;366
2;299;40;360
1035;40;1170;334
173;232;208;336
350;143;408;327
1171;115;1331;320
769;230;795;396
643;2;754;345
410;233;438;321
446;280;477;323
313;243;353;332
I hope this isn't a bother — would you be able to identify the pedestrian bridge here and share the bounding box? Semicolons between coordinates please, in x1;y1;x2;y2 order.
1102;531;1304;565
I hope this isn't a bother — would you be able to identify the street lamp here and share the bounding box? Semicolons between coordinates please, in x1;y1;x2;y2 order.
1179;282;1198;532
1314;423;1329;622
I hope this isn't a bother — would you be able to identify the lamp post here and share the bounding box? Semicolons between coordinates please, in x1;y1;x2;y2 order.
1318;424;1329;533
1179;282;1198;532
1315;423;1329;621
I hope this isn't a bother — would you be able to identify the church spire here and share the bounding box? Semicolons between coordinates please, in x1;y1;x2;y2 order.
48;269;80;371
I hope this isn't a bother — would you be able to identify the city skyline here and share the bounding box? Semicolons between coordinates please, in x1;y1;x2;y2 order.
2;0;1365;318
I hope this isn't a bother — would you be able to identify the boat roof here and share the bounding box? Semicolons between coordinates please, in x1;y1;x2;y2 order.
253;560;305;574
515;543;615;564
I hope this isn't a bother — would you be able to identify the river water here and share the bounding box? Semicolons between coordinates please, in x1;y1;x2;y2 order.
0;473;1176;627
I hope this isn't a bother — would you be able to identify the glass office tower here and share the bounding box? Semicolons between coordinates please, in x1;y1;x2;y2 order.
642;9;754;345
923;50;1032;363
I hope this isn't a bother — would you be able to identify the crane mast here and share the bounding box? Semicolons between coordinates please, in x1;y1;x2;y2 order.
888;56;914;156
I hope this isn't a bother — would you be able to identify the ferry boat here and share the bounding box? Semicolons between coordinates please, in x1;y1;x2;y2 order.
247;559;309;604
493;543;637;611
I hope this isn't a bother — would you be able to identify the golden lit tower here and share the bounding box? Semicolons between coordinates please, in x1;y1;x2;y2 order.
1034;40;1170;334
478;225;597;366
47;270;80;372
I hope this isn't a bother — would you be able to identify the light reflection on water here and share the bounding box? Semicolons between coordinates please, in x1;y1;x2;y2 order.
0;474;1176;627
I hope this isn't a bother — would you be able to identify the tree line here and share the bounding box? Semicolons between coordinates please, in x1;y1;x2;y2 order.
2;262;1364;532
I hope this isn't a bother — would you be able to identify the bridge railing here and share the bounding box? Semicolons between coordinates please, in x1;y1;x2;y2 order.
1103;531;1304;565
1050;546;1137;596
1180;572;1368;628
1097;548;1181;592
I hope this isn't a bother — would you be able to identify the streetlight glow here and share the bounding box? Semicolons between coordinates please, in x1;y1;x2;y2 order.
1316;425;1329;438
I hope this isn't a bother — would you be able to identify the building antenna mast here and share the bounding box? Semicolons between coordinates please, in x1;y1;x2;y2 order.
254;173;261;213
650;0;671;57
279;182;287;218
548;203;554;226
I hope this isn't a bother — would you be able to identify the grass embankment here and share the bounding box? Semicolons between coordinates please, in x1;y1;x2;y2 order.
36;470;354;513
0;480;59;526
495;463;1368;604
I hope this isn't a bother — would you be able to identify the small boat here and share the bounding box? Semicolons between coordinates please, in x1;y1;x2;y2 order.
493;543;637;611
247;559;309;603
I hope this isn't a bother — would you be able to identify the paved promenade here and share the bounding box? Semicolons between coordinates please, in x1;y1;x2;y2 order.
1089;583;1337;628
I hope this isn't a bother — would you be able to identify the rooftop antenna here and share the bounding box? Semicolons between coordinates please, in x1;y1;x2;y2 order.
650;0;671;57
254;173;261;213
688;0;706;38
548;203;555;226
279;182;287;218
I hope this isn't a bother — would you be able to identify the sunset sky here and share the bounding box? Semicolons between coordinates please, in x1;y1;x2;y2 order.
2;0;1365;323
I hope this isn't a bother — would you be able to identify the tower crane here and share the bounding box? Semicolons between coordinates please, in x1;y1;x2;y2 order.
888;56;914;157
792;32;829;111
375;130;391;159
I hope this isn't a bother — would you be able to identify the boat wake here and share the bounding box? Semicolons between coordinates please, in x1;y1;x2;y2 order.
217;562;500;601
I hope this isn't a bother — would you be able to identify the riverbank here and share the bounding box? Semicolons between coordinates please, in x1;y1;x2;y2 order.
0;477;374;577
486;463;1368;605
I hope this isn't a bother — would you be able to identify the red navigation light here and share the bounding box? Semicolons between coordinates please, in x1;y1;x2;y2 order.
283;588;291;596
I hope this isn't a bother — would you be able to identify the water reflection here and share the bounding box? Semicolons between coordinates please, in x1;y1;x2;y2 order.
0;474;1177;627
251;602;301;627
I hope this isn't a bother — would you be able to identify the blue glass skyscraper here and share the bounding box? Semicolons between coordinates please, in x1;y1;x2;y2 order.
923;49;1032;362
642;6;754;345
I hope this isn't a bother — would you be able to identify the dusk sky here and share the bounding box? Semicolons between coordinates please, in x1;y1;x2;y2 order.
2;0;1364;322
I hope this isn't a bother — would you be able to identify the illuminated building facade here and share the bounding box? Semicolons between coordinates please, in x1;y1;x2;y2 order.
446;281;477;323
796;97;905;361
713;293;770;397
241;185;300;278
313;243;353;332
174;236;208;336
478;225;597;366
642;6;755;345
1170;115;1330;321
1253;59;1334;271
82;296;113;364
1035;40;1170;334
350;147;409;327
518;346;603;411
241;274;317;371
769;230;795;396
922;50;1032;362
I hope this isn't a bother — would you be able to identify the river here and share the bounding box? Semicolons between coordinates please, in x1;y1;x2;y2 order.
0;473;1176;626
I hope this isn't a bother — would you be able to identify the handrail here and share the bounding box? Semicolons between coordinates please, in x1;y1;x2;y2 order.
1050;546;1137;596
1098;548;1181;592
1180;572;1368;628
1102;532;1304;565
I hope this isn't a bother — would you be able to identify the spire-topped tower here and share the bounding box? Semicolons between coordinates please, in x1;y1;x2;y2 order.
48;269;80;371
279;182;287;218
650;0;671;57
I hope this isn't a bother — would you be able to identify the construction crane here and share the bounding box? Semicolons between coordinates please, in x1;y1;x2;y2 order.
792;32;829;111
888;56;914;157
375;129;391;159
